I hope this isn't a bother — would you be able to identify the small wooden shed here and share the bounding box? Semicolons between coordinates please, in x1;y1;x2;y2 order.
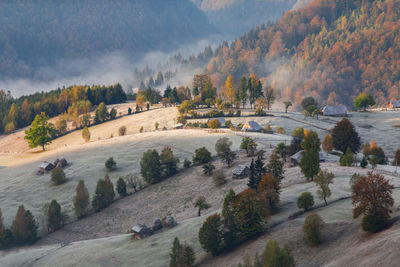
39;162;55;174
242;121;263;132
131;224;153;239
232;166;249;179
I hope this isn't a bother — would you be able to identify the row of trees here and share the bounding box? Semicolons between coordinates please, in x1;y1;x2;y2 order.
0;84;126;134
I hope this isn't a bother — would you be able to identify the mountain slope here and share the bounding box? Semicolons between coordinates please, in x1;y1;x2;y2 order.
203;0;400;106
191;0;296;36
0;0;214;78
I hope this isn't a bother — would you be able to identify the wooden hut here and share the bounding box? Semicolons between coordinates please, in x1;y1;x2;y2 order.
242;121;263;132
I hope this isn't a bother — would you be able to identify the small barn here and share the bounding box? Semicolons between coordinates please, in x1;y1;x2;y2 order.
38;162;55;174
389;100;400;108
242;121;263;132
131;224;153;239
172;123;183;130
291;151;325;166
322;105;348;117
232;166;249;179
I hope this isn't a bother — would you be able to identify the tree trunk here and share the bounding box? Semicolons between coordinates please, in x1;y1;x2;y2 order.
42;144;45;151
198;209;201;217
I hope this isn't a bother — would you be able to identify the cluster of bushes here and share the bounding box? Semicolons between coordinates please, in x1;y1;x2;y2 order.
186;122;209;129
362;140;386;166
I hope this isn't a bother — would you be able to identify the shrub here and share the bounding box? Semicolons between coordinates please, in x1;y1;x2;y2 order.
198;214;223;255
128;107;132;115
322;134;333;151
360;156;368;168
118;126;127;136
212;169;226;186
11;205;38;245
193;147;212;164
361;212;390;233
82;126;91;142
208;119;221;129
73;180;90;219
276;126;286;134
5;121;15;133
303;213;324;245
255;107;266;116
169;237;195;267
203;162;215;176
339;147;354;166
194;196;211;216
261;240;294;267
225;120;233;128
155;122;159;130
92;175;115;212
116;177;128;197
183;158;191;168
297;192;314;211
140;126;144;133
105;157;117;171
140;149;162;184
46;200;62;232
51;167;66;185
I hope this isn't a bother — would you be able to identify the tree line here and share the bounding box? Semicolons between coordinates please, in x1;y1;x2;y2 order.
0;84;126;134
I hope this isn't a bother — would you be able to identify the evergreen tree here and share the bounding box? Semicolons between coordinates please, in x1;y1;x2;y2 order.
240;76;248;108
247;159;259;190
11;205;38;245
47;200;62;232
198;214;223;255
299;130;320;181
222;189;238;248
92;175;115;211
24;112;56;150
266;152;284;181
254;155;266;184
95;102;108;123
160;146;179;178
105;157;117;171
169;237;195;267
73;180;90;219
140;149;162;184
116;177;127;197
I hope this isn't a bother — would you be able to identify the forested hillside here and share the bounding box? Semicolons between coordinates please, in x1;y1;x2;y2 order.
0;0;214;78
202;0;400;106
191;0;296;35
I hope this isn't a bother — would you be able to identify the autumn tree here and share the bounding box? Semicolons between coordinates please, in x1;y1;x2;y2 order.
331;118;361;153
314;170;334;206
11;205;38;245
73;180;90;219
299;130;320;181
194;196;211;216
140;149;162;184
322;134;333;152
94;102;108;123
224;74;236;103
198;214;223;255
24;113;56;150
258;174;280;213
208;118;221;129
233;188;268;239
352;172;394;232
82;126;91;142
303;213;324;246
